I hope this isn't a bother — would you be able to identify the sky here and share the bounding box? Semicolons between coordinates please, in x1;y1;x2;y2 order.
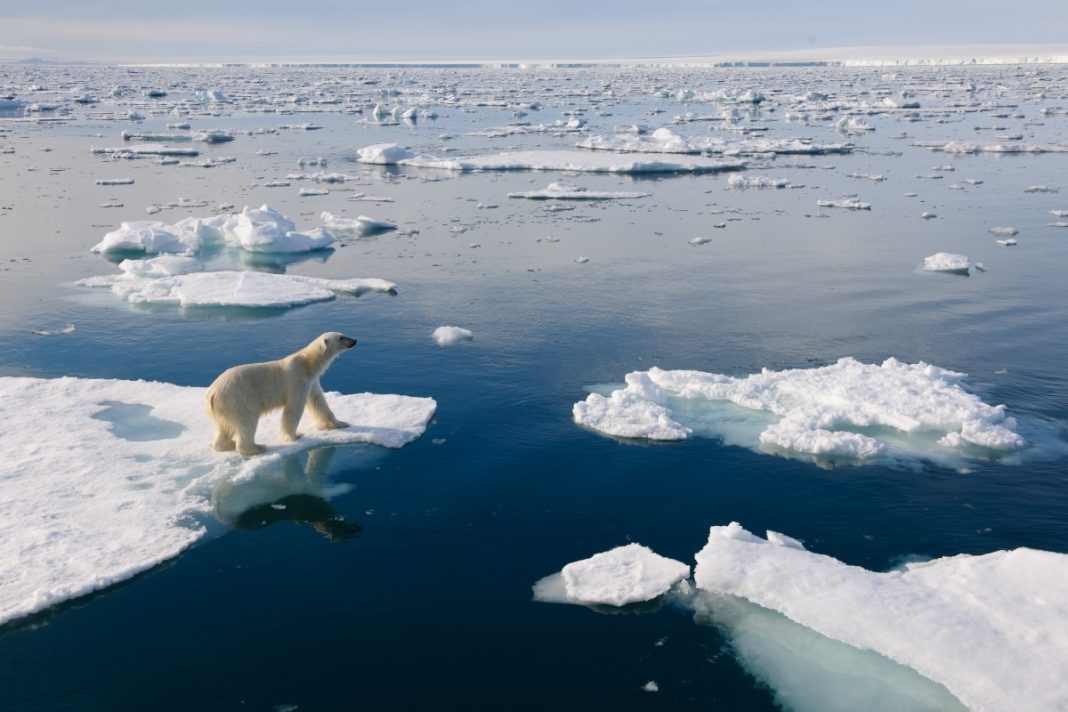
2;0;1068;63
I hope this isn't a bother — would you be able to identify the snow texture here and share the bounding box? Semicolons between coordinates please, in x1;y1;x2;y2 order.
694;522;1068;712
573;358;1024;460
0;376;435;627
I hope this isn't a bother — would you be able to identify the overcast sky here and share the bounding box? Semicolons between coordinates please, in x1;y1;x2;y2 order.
2;0;1067;63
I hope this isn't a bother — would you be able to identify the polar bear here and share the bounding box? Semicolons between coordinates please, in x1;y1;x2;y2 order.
206;332;357;456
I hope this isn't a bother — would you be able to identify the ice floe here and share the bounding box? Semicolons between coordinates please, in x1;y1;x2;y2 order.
573;357;1025;465
817;199;871;210
79;265;395;309
576;128;851;156
728;174;791;189
507;181;650;200
989;226;1018;237
532;543;690;607
693;522;1068;712
923;140;1068;154
320;211;397;236
432;326;473;347
923;252;971;274
0;375;435;627
356;143;745;174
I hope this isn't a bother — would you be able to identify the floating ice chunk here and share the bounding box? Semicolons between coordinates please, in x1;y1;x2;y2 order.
694;523;1068;712
356;143;745;174
641;681;659;693
921;212;937;219
989;226;1018;237
92;144;200;157
1050;210;1068;218
320;211;397;236
690;236;712;245
95;177;134;186
537;543;690;607
817;199;871;210
728;174;791;189
923;252;971;274
0;376;435;627
1049;222;1068;228
507;181;650;200
91;220;210;255
847;172;885;182
299;187;329;197
432;326;473;346
574;358;1024;463
996;238;1018;246
80;268;394;309
834;116;875;134
575;256;590;264
1025;185;1058;193
223;205;334;252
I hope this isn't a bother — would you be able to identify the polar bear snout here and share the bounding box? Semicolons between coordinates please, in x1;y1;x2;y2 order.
341;336;357;349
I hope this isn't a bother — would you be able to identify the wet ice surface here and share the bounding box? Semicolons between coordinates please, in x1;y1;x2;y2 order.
2;61;1068;710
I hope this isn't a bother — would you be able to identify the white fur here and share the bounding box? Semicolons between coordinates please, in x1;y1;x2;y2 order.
206;331;356;456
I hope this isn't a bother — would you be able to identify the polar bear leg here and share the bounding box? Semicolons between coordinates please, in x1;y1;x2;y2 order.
212;421;236;452
280;402;304;442
308;381;348;430
234;417;265;456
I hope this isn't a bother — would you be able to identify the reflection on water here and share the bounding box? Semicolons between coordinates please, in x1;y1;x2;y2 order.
212;447;362;542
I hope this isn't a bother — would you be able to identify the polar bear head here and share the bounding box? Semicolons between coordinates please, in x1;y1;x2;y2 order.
319;332;357;354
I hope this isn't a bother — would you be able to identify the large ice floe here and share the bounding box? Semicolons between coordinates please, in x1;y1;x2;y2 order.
0;376;436;627
78;256;395;309
91;205;333;256
693;522;1068;712
355;143;745;174
572;358;1026;466
507;180;650;200
575;128;852;156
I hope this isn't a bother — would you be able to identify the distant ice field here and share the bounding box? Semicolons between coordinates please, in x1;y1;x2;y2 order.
1;61;1067;711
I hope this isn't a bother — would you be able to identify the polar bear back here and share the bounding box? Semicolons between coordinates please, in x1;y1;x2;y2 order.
208;358;311;417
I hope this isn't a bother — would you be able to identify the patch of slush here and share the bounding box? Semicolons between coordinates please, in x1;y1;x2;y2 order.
432;326;473;346
356;143;746;174
694;522;1068;712
573;357;1027;466
923;252;971;274
532;543;690;606
507;181;649;200
0;376;435;627
576;128;851;156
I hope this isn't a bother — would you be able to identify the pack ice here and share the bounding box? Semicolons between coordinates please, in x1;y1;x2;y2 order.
576;128;852;156
573;358;1025;463
0;376;435;627
694;522;1068;712
356;143;746;174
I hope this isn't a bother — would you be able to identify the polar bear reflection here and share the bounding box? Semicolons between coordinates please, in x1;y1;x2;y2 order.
212;446;361;542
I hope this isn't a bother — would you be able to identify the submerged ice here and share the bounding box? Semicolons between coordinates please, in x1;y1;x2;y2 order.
573;358;1025;464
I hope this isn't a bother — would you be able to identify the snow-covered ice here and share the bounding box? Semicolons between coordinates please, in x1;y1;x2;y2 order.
693;522;1068;712
532;543;690;606
356;143;746;174
728;174;791;189
0;376;435;627
573;357;1025;464
507;181;649;200
576;128;851;156
817;199;871;210
923;252;971;274
320;211;397;236
432;326;473;346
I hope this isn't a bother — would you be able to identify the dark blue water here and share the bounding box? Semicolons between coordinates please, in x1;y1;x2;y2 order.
1;63;1067;711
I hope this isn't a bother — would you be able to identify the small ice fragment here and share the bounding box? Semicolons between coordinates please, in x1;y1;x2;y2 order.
996;238;1018;246
31;324;76;336
690;236;712;245
575;257;590;264
921;212;937;220
817;199;871;210
432;326;473;347
1024;185;1058;193
641;681;659;693
553;543;690;606
990;227;1018;237
923;252;971;274
95;178;134;186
